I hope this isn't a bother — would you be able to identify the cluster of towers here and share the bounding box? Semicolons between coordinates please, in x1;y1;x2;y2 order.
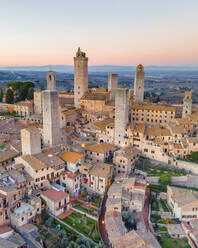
31;48;145;150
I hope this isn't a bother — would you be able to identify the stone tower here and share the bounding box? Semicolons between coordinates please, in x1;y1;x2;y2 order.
34;91;42;114
21;127;41;156
114;88;129;146
42;72;61;147
108;74;118;100
47;71;56;90
74;47;88;108
134;64;145;102
182;91;192;118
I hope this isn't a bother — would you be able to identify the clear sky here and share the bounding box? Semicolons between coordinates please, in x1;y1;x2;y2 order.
0;0;198;66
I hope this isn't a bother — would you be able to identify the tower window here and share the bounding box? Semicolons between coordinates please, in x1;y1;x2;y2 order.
49;75;52;80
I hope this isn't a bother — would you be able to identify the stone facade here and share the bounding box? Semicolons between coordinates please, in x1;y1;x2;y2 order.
47;71;56;90
182;91;192;118
33;91;42;114
108;74;118;100
21;127;41;156
74;47;88;108
131;104;176;124
114;88;129;147
42;90;61;146
134;64;144;102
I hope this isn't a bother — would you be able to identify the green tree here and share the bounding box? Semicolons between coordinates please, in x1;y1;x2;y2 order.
122;211;136;230
68;241;78;248
40;83;45;91
5;89;14;104
0;89;3;102
7;81;35;102
159;174;171;185
190;152;198;162
27;87;34;100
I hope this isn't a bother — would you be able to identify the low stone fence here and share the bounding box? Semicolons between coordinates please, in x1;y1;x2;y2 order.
152;211;173;218
71;207;98;221
147;177;159;184
135;169;147;177
173;160;198;175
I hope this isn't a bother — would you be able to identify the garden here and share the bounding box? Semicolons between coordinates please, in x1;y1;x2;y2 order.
72;200;99;217
63;211;100;243
35;210;103;248
158;233;191;248
136;157;186;177
80;190;102;208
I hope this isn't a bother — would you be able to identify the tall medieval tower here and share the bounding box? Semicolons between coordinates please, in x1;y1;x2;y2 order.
42;71;61;146
134;64;145;102
108;74;118;100
182;91;192;118
74;47;88;108
114;88;129;147
21;127;41;156
47;71;56;90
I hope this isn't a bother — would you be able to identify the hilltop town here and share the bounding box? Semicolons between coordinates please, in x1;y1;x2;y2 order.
1;48;198;248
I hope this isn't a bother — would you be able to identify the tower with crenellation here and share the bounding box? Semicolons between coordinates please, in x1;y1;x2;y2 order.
134;64;145;102
74;47;88;108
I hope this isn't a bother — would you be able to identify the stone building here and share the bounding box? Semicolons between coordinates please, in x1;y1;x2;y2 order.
131;104;176;124
80;89;110;113
114;88;129;147
74;47;88;108
182;91;192;118
47;71;56;90
33;91;42;114
41;189;70;216
108;74;118;100
134;64;145;102
21;127;41;156
14;101;34;117
42;90;61;146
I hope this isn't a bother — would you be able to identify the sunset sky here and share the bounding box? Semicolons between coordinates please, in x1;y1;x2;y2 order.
1;0;198;66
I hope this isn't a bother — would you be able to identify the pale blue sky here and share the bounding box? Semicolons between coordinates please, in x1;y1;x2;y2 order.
0;0;198;66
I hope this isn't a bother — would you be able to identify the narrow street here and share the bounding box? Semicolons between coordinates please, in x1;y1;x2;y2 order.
143;189;150;231
98;193;109;248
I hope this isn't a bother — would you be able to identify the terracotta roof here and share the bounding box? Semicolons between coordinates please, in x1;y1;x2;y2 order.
61;170;78;179
60;151;83;163
21;155;46;170
132;104;175;112
0;225;13;235
42;189;68;202
113;230;145;248
85;143;116;154
13;163;25;170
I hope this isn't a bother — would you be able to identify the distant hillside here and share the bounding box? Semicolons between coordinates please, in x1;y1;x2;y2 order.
0;65;198;73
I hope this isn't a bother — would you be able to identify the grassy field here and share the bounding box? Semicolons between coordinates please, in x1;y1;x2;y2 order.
158;234;190;248
148;184;167;193
72;201;98;217
63;212;100;242
160;199;170;212
136;157;186;177
153;225;167;232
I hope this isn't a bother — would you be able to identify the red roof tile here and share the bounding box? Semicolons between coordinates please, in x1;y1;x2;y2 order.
42;189;68;202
